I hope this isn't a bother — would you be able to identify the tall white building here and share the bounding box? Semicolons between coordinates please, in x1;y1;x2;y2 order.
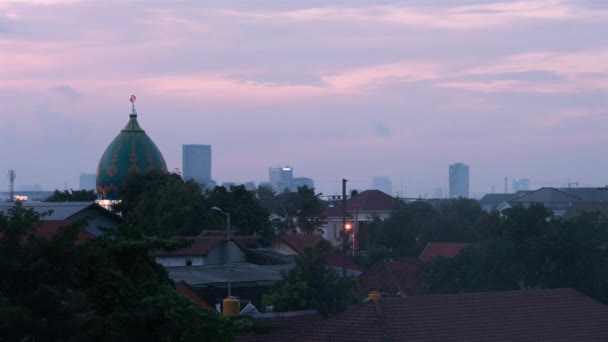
182;145;212;185
449;163;469;198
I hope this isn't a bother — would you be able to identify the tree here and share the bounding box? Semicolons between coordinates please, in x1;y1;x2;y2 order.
359;199;483;266
290;186;325;235
255;184;276;200
262;239;359;317
0;201;239;341
44;189;97;202
113;172;209;237
420;204;608;304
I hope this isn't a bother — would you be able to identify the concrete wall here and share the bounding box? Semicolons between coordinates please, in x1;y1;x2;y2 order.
156;256;206;267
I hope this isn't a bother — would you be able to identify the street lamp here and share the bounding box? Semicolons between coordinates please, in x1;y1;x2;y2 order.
212;206;231;297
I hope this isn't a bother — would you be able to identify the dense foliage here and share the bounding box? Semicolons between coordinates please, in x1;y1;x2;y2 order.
359;199;483;266
420;204;608;304
0;202;237;341
113;172;274;242
262;239;359;318
44;189;97;202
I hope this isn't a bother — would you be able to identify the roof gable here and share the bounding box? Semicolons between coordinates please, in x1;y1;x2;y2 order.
357;258;422;297
325;190;398;217
511;187;582;204
418;242;475;262
278;235;324;255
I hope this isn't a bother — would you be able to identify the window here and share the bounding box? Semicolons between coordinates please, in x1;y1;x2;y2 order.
186;258;192;266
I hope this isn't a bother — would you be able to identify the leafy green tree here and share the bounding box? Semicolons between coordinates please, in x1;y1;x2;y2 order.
255;184;276;200
44;189;97;202
359;199;483;266
420;204;608;304
0;201;238;341
290;186;325;235
262;239;359;317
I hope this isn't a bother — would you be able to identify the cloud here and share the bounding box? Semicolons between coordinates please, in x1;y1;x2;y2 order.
212;0;607;30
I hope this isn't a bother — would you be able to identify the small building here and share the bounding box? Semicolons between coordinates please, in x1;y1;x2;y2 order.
153;235;256;267
356;258;423;298
322;190;398;249
0;201;121;236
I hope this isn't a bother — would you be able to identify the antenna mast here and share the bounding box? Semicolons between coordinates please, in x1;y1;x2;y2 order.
8;170;16;202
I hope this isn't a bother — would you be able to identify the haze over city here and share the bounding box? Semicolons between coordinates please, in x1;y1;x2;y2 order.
2;0;608;196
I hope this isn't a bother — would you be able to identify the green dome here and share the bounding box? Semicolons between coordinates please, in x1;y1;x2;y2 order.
96;106;167;200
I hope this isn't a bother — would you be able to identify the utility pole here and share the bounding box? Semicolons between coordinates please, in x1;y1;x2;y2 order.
342;178;348;278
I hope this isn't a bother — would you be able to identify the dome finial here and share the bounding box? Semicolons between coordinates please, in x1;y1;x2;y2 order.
130;94;137;117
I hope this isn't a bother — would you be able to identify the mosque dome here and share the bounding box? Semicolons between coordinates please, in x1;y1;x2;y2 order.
96;96;168;200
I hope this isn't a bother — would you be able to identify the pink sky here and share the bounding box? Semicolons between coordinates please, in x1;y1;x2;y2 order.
1;0;608;197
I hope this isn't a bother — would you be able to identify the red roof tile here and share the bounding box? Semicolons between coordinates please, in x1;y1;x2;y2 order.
33;220;94;244
298;289;608;341
175;280;213;309
418;242;475;262
356;259;422;297
278;235;324;255
325;253;363;272
325;190;398;218
238;310;325;342
153;235;257;256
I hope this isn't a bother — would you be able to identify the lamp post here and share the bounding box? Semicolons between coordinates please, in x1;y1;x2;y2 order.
212;206;231;297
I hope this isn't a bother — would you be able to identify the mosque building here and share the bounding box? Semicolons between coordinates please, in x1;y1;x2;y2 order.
96;95;167;203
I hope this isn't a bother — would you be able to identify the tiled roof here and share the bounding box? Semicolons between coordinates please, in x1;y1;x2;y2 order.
153;235;257;256
325;190;398;217
298;289;608;341
418;242;475;262
34;220;94;244
356;259;422;297
238;310;325;342
174;280;213;309
278;235;324;255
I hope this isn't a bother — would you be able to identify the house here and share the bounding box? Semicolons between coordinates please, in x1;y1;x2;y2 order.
33;220;95;244
0;201;121;236
296;289;608;341
479;193;522;212
153;235;257;267
322;190;398;248
496;187;582;217
356;259;423;298
418;242;475;262
267;234;362;275
174;280;213;309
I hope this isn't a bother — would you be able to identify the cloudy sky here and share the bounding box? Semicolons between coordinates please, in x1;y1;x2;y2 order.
1;0;608;197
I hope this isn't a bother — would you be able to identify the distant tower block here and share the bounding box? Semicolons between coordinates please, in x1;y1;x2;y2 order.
8;170;16;201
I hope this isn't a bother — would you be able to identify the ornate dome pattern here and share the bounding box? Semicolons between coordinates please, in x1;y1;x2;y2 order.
96;103;167;200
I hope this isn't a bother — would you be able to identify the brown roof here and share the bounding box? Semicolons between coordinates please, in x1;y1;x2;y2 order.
175;280;213;309
153;235;257;256
325;190;398;217
356;259;422;297
278;235;324;255
238;310;325;342
418;242;475;262
33;220;94;244
298;289;608;341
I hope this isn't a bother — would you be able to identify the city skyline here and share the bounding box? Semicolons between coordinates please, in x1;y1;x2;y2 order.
2;1;608;196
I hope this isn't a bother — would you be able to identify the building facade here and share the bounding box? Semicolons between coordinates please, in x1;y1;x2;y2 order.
513;178;530;192
182;144;212;185
449;163;469;198
79;173;96;191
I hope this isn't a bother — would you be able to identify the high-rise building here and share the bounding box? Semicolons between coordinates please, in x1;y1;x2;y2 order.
79;173;96;191
182;144;212;185
372;176;392;195
513;178;530;192
449;163;469;198
269;166;293;192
